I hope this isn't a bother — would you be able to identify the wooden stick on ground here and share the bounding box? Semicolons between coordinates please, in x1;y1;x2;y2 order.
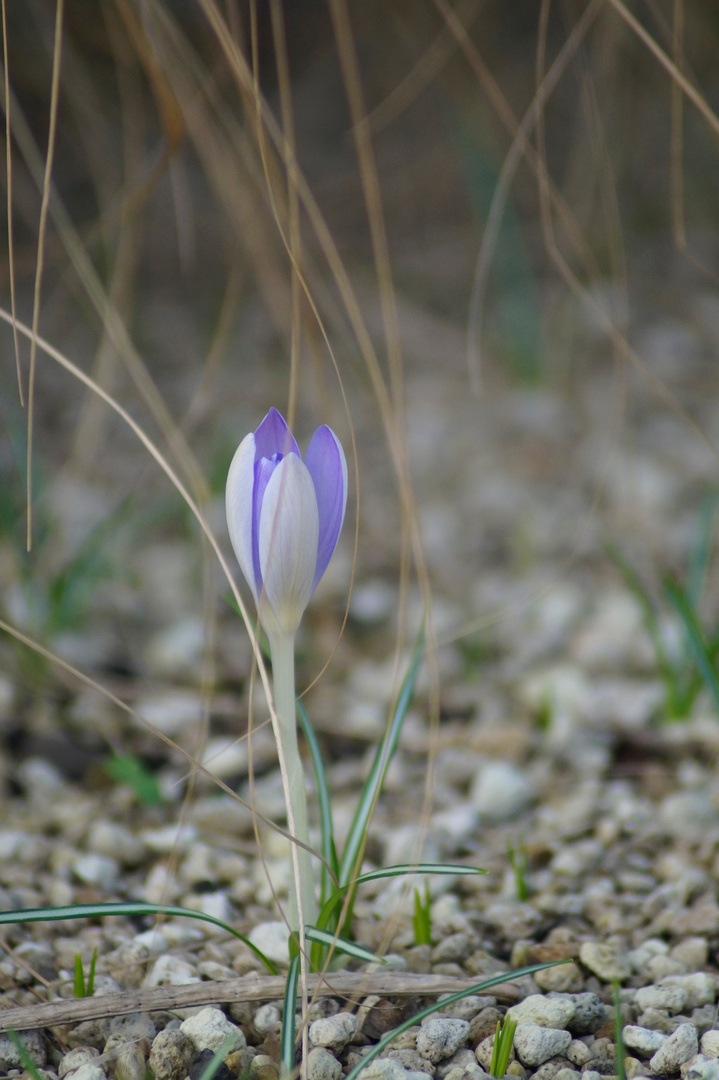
0;972;521;1032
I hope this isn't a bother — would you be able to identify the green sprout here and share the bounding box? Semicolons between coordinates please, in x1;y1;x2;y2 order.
412;881;433;947
489;1015;518;1079
73;946;97;998
507;837;529;902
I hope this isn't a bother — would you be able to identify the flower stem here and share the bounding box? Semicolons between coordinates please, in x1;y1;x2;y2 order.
269;632;318;930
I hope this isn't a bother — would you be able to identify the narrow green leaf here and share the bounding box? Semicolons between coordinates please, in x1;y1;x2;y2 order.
665;579;719;711
7;1031;45;1080
612;980;626;1080
296;699;339;905
316;863;485;934
339;631;425;889
343;960;571;1080
86;946;97;997
0;903;278;974
304;926;385;965
73;954;86;999
281;954;300;1078
688;493;718;607
490;1016;518;1078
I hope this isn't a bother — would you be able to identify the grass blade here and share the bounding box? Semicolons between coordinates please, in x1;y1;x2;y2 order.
86;945;97;996
195;1038;238;1080
304;926;385;965
343;960;571;1080
316;863;485;933
489;1016;518;1078
296;699;339;905
73;954;85;999
612;980;626;1080
7;1031;44;1080
664;579;719;711
0;902;278;974
281;954;300;1078
339;630;424;889
688;492;718;607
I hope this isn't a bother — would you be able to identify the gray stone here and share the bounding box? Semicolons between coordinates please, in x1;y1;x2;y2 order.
145;954;200;988
534;963;585;995
72;854;119;890
306;1047;342;1080
508;995;576;1029
309;1012;359;1052
683;1055;719;1080
436;1048;481;1078
431;933;475;965
566;994;608;1036
513;1024;572;1067
579;942;631;983
86;821;146;867
553;1071;581;1080
566;1041;593;1067
438;996;497;1021
442;1065;488;1080
359;1060;414;1080
0;1030;47;1068
149;1030;194;1080
700;1032;719;1058
253;1004;282;1038
387;1048;435;1074
247;922;290;967
417;1019;470;1063
248;1055;278;1080
623;1027;667;1055
179;1008;246;1053
532;1057;573;1080
650;1024;699;1076
63;1067;106;1080
58;1049;100;1078
470;762;534;822
662;975;718;1009
635;986;688;1014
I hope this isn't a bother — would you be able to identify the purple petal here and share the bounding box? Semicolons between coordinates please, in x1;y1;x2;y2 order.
254;407;300;461
251;455;278;595
305;425;348;589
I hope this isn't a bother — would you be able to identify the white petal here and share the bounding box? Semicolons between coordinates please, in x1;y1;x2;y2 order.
258;453;319;636
226;433;259;601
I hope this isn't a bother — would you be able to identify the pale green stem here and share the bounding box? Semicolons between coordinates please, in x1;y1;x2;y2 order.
269;631;318;930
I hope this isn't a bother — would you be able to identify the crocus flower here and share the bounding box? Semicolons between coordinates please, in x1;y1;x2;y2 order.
226;407;347;639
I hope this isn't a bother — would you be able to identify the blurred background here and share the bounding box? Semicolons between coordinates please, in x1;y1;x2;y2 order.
1;0;719;798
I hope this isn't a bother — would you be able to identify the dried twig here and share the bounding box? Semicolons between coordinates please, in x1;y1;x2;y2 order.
0;972;520;1032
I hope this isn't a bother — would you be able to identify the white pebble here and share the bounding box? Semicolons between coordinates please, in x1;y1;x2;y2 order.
513;1024;572;1067
416;1018;470;1063
650;1023;699;1076
180;1007;246;1053
248;922;290;967
623;1026;668;1055
470;761;534;822
509;994;576;1029
309;1012;359;1052
307;1047;342;1080
72;854;119;890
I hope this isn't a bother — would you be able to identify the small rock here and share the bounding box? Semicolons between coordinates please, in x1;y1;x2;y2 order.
188;1049;234;1080
63;1067;106;1080
0;1030;47;1068
553;1071;581;1080
534;963;585;994
513;1025;572;1067
470;762;534;822
532;1057;573;1080
248;1055;279;1080
431;933;475;965
650;1023;699;1076
309;1013;359;1052
248;922;290;967
683;1054;719;1080
509;995;576;1029
579;943;631;983
145;955;200;988
180;1008;246;1054
72;854;119;890
671;939;709;971
58;1049;100;1078
565;994;608;1036
623;1027;667;1056
253;1005;282;1039
442;1065;488;1080
149;1030;194;1080
480;902;543;941
357;1059;410;1079
417;1019;470;1064
86;822;146;867
663;974;718;1009
306;1047;341;1080
386;1048;435;1075
567;1042;593;1067
701;1032;719;1058
436;1048;481;1078
635;986;688;1014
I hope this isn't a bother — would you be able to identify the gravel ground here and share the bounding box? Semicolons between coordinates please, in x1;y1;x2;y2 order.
2;275;719;1080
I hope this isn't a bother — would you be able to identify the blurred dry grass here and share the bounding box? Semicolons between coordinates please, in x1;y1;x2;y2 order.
1;0;719;861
